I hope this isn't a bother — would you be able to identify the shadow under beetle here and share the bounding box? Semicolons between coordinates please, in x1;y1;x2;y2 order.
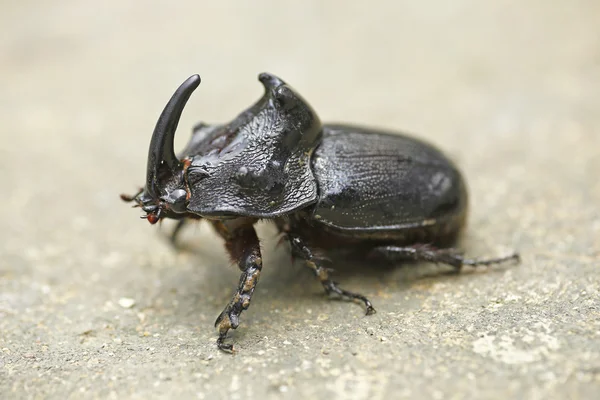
122;73;519;352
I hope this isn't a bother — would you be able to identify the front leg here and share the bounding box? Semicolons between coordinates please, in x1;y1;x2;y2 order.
167;215;203;248
211;220;262;352
168;219;188;246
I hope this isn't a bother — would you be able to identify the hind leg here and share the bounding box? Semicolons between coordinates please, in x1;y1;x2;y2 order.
370;244;519;271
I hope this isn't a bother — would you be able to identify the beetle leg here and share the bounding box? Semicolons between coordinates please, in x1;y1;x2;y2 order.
288;234;376;315
169;219;187;246
370;244;520;271
168;217;203;248
212;222;262;352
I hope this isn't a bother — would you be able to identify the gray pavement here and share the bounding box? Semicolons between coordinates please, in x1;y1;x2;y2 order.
1;1;599;399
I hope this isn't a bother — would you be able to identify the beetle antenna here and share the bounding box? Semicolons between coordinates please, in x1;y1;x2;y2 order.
120;188;143;202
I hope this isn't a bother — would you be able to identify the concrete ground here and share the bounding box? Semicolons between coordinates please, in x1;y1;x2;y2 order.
1;1;599;399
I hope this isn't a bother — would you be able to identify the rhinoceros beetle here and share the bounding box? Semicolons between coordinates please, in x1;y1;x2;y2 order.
121;73;519;352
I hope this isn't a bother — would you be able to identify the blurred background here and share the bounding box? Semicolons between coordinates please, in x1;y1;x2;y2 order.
1;1;599;399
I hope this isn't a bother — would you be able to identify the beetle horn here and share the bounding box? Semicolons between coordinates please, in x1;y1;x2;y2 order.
146;74;200;196
258;72;285;91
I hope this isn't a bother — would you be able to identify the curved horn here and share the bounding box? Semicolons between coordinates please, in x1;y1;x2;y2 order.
258;72;285;91
146;74;200;196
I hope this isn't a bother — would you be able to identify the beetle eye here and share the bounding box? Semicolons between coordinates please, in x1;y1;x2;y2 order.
163;188;188;213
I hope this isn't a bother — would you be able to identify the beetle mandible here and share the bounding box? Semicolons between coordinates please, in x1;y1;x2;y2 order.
121;73;519;352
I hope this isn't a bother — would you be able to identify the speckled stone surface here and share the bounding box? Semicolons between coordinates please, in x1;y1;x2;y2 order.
1;1;599;399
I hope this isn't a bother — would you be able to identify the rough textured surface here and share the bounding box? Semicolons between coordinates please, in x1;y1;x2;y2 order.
1;1;599;399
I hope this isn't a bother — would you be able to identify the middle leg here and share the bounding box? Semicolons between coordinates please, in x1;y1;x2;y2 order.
287;233;376;315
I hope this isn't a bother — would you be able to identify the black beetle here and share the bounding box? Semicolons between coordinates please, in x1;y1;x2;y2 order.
122;73;519;351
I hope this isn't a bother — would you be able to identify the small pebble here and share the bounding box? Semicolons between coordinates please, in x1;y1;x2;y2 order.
118;297;136;309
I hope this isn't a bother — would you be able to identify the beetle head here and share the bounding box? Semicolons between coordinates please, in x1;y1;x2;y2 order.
121;75;200;224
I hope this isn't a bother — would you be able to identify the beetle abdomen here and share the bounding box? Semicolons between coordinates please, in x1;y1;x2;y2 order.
310;125;468;233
